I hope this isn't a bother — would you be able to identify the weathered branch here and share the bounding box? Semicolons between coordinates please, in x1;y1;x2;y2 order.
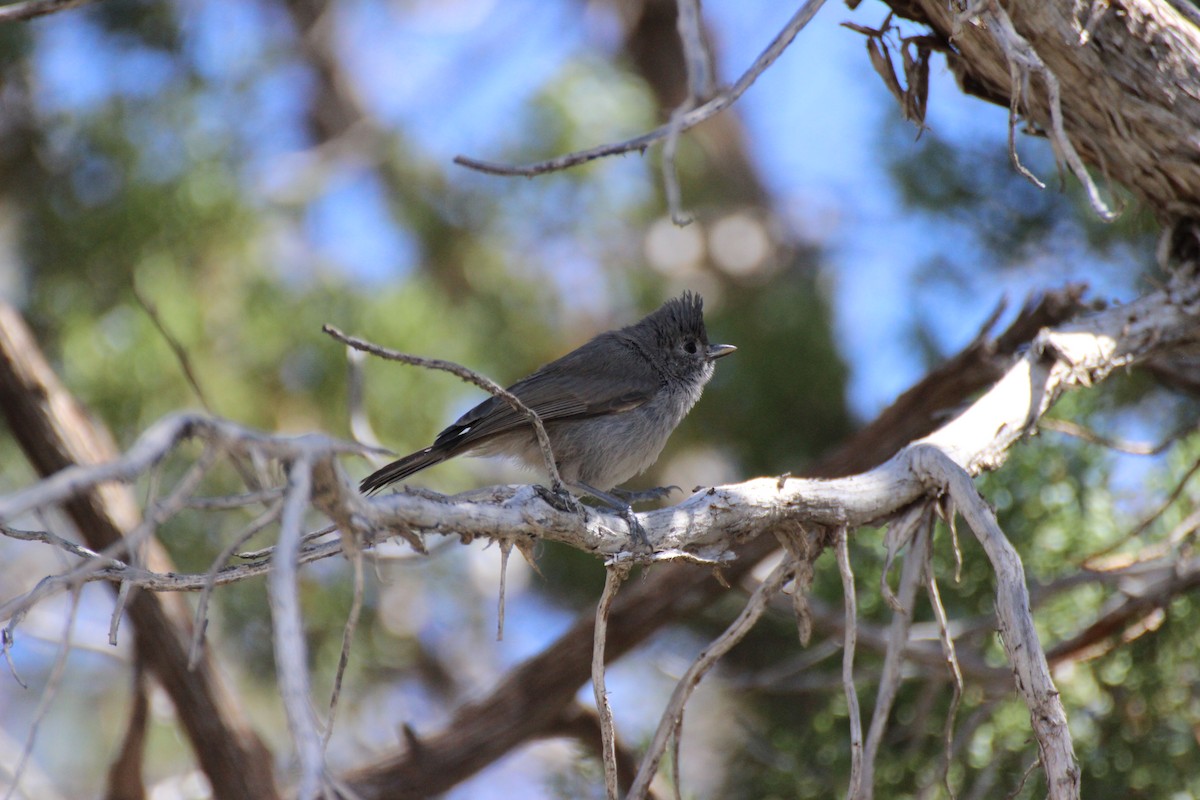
880;0;1200;219
452;0;827;176
0;0;95;24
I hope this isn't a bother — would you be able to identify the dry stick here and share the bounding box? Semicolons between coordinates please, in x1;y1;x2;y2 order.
321;325;565;491
345;345;384;452
660;0;712;226
3;586;81;800
676;0;714;101
0;412;371;523
0;0;93;23
325;545;365;754
188;501;284;668
668;717;683;800
185;487;286;509
912;445;1079;800
0;528;345;631
453;0;827;176
860;515;932;799
137;285;278;500
1084;454;1200;564
496;539;512;641
1004;59;1044;189
1039;417;1197;456
928;569;965;800
965;1;1115;219
1005;756;1041;800
1;535;133;636
593;565;628;800
133;284;214;413
238;524;337;559
661;102;695;227
626;557;794;799
837;529;865;800
268;458;326;800
109;441;223;646
0;525;112;561
880;502;928;612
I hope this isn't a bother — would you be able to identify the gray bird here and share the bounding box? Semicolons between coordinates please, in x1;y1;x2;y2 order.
360;292;735;527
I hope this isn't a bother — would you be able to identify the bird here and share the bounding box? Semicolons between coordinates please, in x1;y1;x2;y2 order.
360;292;735;525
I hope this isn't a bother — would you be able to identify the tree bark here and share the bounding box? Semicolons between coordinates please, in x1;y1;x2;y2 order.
882;0;1200;219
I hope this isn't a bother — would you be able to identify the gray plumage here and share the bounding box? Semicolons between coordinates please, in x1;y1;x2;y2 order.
360;292;735;495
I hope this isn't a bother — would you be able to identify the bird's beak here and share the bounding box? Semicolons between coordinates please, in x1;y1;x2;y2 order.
707;343;737;360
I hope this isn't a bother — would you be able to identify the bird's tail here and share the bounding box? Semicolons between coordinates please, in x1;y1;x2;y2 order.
360;446;447;494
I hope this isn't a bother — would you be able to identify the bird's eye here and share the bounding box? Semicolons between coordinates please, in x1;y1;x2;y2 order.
684;340;698;354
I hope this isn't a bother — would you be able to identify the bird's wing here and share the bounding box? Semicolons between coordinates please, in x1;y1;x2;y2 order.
431;335;658;452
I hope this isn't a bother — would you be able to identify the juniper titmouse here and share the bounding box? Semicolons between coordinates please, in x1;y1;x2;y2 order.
360;292;735;515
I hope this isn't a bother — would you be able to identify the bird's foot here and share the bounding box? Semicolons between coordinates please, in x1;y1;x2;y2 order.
618;506;652;551
573;482;653;552
610;485;681;506
535;484;586;517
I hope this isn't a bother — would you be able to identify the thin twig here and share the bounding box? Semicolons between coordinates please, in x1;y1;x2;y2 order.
1084;454;1200;565
668;717;683;800
0;0;94;23
185;487;286;509
237;524;336;559
452;0;827;177
133;283;214;412
0;525;114;562
676;0;714;101
963;1;1115;219
862;513;932;797
659;0;713;226
593;564;627;800
3;586;81;800
325;544;365;753
497;539;512;641
661;103;695;227
837;528;864;800
1039;417;1196;456
626;557;794;798
1005;755;1041;799
321;325;565;491
928;569;964;800
345;346;384;452
188;501;284;668
268;458;326;800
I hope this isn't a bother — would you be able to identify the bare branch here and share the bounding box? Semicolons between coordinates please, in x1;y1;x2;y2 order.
4;586;80;800
860;512;932;798
0;0;95;24
837;529;864;800
453;0;826;177
593;564;628;800
134;283;214;413
928;567;964;799
188;501;284;667
322;324;565;491
268;458;326;800
911;445;1079;799
626;557;794;799
325;545;365;754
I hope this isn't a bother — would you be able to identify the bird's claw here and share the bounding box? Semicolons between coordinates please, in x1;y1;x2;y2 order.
611;485;681;505
621;507;653;551
535;484;586;516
